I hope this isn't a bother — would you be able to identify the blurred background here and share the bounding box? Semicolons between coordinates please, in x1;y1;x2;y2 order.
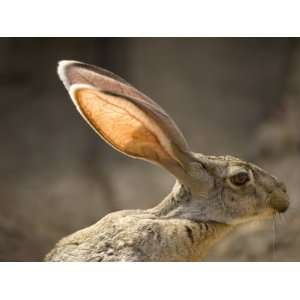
0;38;299;261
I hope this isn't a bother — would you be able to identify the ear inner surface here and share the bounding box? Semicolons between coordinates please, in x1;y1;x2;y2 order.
74;87;184;168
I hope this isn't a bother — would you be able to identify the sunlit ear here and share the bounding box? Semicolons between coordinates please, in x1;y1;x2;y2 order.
58;60;193;179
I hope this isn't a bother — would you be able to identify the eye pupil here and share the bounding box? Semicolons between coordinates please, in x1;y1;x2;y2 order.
230;172;250;186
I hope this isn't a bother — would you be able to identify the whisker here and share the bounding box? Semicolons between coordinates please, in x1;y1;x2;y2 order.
278;212;288;224
272;215;277;261
281;213;288;223
277;213;283;225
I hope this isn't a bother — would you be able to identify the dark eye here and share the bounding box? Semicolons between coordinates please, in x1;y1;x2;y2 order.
230;172;250;186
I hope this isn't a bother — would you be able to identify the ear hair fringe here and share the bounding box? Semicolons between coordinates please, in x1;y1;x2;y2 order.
67;84;98;131
57;60;80;89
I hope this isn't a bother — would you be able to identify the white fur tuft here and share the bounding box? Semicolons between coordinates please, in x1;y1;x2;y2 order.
67;84;96;123
68;83;94;105
57;60;81;90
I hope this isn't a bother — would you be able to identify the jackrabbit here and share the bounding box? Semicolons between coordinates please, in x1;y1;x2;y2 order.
45;60;289;262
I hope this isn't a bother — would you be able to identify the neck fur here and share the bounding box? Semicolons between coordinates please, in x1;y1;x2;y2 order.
150;181;226;221
149;181;192;217
149;181;232;261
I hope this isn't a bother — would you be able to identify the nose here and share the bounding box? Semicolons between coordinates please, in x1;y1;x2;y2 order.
270;182;289;213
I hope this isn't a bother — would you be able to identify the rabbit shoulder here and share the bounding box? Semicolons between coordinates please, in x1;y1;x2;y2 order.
45;209;222;262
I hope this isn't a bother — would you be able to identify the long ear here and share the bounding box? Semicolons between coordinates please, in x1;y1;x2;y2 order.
57;60;194;180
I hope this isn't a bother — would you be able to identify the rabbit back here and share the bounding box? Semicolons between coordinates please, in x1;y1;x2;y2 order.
45;209;227;262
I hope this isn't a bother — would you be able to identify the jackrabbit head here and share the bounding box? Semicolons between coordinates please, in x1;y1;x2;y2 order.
58;60;289;225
